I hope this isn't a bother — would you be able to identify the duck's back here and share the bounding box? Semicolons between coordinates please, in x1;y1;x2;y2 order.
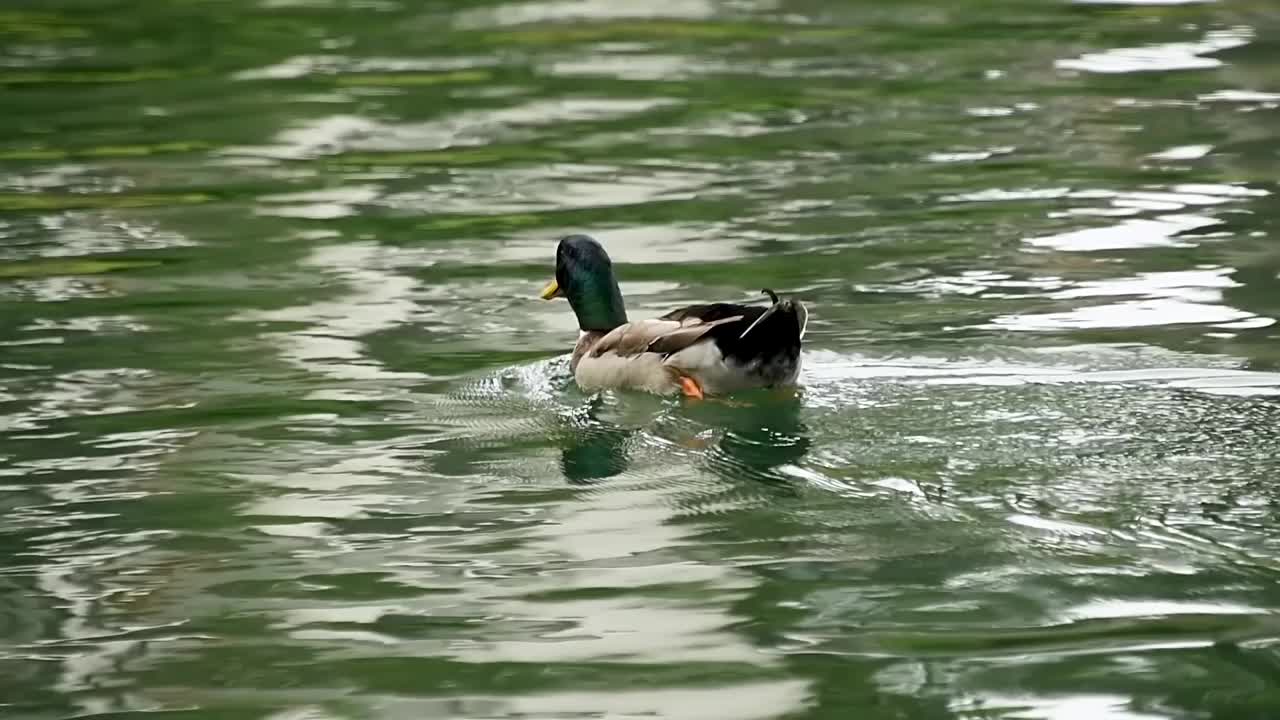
662;299;806;386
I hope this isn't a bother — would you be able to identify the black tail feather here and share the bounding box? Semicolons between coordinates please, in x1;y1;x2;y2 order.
660;291;806;364
722;296;804;366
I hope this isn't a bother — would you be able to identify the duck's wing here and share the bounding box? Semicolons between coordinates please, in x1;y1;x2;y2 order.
590;314;744;358
662;295;805;364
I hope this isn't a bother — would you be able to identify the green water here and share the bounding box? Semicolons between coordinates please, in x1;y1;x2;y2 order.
4;0;1280;717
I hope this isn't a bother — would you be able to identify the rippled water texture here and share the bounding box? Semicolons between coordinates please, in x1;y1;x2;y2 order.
4;1;1280;718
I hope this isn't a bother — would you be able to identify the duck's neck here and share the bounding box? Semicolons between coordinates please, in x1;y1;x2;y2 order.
568;277;627;332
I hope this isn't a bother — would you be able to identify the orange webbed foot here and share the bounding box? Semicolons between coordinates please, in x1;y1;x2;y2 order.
678;376;704;400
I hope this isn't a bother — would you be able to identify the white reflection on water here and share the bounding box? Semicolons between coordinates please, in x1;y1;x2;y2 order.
1050;268;1236;301
800;348;1280;397
233;54;498;81
927;146;1015;163
548;53;734;81
496;681;813;720
1147;144;1212;161
225;97;679;160
950;693;1170;720
254;680;812;720
257;184;381;219
982;267;1274;332
1013;183;1268;251
1056;26;1252;74
454;0;722;29
224;114;378;160
1037;215;1198;245
237;242;424;384
1061;599;1265;621
1198;89;1280;104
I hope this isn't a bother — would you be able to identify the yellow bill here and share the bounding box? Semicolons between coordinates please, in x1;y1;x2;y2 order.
539;278;562;300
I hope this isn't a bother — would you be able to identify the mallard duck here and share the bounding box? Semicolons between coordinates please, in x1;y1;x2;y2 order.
539;234;807;398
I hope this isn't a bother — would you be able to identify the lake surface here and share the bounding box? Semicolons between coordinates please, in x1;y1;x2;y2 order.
4;0;1280;717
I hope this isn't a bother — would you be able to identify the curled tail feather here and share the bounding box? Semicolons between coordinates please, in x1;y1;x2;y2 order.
739;289;806;344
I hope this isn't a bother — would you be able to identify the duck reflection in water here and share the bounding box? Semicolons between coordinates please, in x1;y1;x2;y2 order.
557;390;810;488
557;395;636;484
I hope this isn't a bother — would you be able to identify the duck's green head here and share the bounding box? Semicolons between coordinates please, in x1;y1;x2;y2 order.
540;234;628;332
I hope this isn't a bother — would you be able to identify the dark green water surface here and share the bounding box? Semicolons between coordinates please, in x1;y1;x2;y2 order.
4;1;1280;717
